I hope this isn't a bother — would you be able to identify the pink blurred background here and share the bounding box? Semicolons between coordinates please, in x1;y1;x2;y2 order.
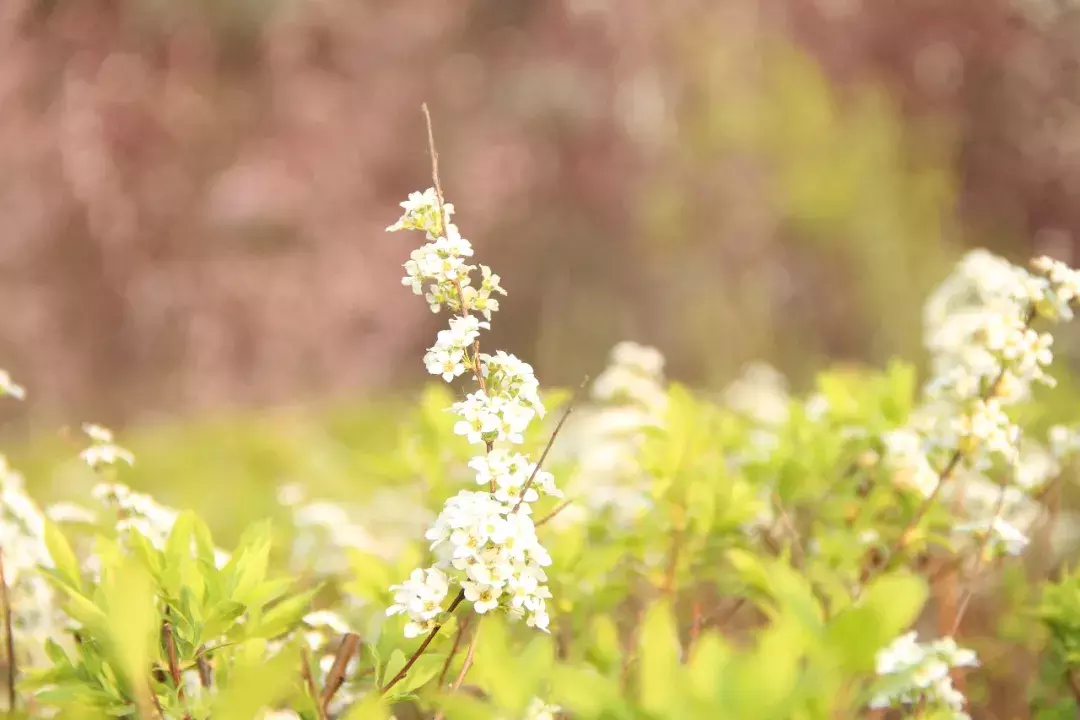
3;0;1080;427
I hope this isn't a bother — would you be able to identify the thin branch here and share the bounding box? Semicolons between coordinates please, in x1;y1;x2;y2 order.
381;589;466;695
771;493;806;569
301;646;326;720
685;599;703;662
195;650;212;690
512;376;590;515
620;604;644;691
437;615;470;686
535;499;574;527
701;596;748;633
148;681;166;719
948;482;1011;637
421;103;495;468
0;550;16;712
1066;668;1080;706
162;622;192;720
320;633;360;715
662;525;683;600
433;618;483;720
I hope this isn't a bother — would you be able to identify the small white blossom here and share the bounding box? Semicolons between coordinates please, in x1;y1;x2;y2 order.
303;610;353;636
871;631;978;718
955;516;1030;556
0;370;25;400
386;568;451;638
79;424;135;469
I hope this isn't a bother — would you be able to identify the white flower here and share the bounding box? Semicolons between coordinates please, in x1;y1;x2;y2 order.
82;423;115;443
882;429;940;497
955;516;1030;556
387;567;451;638
303;610;353;636
0;370;25;400
871;632;977;715
45;502;97;524
80;443;135;469
386;188;453;234
520;698;562;720
1049;424;1080;459
452;391;536;445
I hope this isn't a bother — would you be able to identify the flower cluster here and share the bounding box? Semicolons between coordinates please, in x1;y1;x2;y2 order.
391;189;506;318
881;252;1080;556
870;631;978;718
501;698;562;720
79;423;135;470
425;315;485;382
0;369;25;400
91;481;179;550
0;375;65;683
553;342;668;526
426;490;553;629
387;567;451;638
385;184;560;636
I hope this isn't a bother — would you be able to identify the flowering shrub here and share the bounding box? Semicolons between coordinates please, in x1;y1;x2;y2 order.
5;111;1080;719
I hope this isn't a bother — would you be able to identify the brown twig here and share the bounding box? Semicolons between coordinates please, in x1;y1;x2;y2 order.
162;622;191;720
148;681;166;719
685;599;703;662
535;499;574;527
320;633;360;715
420;103;497;467
771;493;806;569
700;596;748;633
381;589;466;695
195;649;212;689
437;615;470;686
1066;668;1080;706
512;376;589;515
300;646;326;720
620;604;644;691
662;524;683;600
0;550;16;712
433;618;483;720
948;482;1011;638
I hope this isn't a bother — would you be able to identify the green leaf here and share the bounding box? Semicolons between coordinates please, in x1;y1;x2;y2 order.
248;586;320;639
399;653;444;694
201;601;247;641
227;523;272;606
126;529;163;578
212;647;299;720
638;600;682;714
101;558;157;708
190;515;217;567
341;694;391;720
44;520;83;592
382;649;407;691
587;615;622;672
53;582;107;630
166;511;198;565
826;571;928;673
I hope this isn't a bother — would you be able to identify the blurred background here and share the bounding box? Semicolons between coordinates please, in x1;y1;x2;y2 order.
4;0;1080;442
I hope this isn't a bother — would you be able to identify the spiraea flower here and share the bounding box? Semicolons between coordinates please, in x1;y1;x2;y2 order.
884;251;1080;498
871;632;978;718
387;568;451;638
385;180;560;635
79;423;135;470
0;369;25;400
